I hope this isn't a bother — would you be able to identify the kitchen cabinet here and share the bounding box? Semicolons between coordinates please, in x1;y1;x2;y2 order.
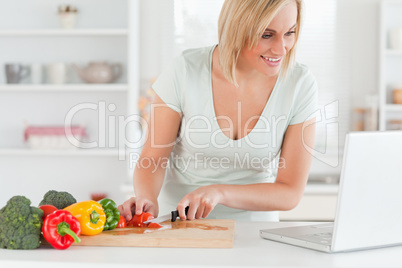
279;184;338;221
379;0;402;130
0;0;140;206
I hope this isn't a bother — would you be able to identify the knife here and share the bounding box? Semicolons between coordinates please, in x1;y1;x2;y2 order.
143;206;189;224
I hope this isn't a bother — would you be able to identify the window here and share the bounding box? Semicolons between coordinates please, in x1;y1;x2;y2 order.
173;0;224;56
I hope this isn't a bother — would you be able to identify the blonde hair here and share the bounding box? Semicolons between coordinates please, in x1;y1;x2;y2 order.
218;0;303;87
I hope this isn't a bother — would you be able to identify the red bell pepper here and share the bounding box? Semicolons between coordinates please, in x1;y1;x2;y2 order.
127;212;154;227
116;215;127;228
147;222;162;228
39;204;58;220
42;210;81;250
126;212;161;228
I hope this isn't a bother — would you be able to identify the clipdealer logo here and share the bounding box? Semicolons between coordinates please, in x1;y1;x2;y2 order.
63;100;339;167
64;101;144;160
301;100;339;167
128;151;285;174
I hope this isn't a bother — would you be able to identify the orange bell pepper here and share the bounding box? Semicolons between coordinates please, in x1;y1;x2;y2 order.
64;200;106;236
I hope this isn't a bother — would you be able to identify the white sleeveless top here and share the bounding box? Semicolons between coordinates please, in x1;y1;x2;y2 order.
152;45;318;221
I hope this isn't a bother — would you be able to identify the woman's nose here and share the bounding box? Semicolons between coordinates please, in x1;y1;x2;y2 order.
271;37;286;56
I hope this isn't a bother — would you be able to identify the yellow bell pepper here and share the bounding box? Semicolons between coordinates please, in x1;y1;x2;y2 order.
64;200;106;236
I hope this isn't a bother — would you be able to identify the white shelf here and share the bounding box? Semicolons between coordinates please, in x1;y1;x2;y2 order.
0;84;129;92
385;104;402;111
0;0;139;211
0;148;122;156
385;49;402;56
0;29;128;37
304;183;339;195
379;1;402;130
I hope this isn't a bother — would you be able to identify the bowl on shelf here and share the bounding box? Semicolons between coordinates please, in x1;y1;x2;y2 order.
393;89;402;104
73;62;123;84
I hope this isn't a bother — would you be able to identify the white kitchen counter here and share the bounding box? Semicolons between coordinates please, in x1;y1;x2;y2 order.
0;221;401;268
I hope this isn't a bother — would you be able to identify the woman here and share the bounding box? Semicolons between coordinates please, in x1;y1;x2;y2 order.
118;0;318;222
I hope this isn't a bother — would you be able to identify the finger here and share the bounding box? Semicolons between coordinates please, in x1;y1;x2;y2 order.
151;209;159;218
122;197;136;221
186;204;198;221
197;198;211;219
143;201;158;217
202;202;215;219
177;202;190;221
195;204;205;219
135;199;145;215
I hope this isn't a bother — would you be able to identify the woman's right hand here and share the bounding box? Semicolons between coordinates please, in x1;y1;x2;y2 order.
117;197;159;222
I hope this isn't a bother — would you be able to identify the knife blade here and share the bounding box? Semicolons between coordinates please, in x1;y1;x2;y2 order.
143;206;189;224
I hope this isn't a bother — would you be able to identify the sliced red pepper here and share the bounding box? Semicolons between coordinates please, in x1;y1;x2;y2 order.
39;204;58;220
116;215;127;228
126;212;162;228
127;212;154;227
42;210;81;250
147;222;162;228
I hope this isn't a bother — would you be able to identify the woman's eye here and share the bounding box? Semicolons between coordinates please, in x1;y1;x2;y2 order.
262;34;272;39
285;31;296;36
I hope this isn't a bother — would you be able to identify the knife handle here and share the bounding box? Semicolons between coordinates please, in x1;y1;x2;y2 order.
171;206;189;222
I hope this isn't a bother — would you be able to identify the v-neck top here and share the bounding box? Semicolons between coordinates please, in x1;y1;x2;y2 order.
152;45;318;221
209;45;281;142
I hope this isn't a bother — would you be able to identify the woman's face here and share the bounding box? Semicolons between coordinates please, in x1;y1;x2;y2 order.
238;1;298;78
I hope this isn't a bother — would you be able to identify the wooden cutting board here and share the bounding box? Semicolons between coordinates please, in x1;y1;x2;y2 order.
73;219;235;248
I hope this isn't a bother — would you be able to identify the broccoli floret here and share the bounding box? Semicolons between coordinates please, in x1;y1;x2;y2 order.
0;196;43;250
38;190;76;209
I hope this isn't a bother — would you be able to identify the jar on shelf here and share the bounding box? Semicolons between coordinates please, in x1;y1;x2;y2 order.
58;5;78;29
393;89;402;104
352;108;365;131
388;120;402;130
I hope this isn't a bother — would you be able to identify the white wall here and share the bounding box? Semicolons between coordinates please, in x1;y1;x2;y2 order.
139;0;175;80
338;0;380;108
0;155;128;207
306;0;382;175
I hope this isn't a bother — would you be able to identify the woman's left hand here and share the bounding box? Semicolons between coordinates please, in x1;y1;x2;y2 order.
176;185;224;220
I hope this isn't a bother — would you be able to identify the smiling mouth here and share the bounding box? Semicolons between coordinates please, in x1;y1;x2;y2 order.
261;56;281;62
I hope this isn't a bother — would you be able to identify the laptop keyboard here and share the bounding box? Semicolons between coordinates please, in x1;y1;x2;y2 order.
303;232;333;244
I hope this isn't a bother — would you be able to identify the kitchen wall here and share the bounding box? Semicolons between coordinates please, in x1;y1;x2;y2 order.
338;0;380;108
0;156;128;206
139;1;175;80
309;0;381;175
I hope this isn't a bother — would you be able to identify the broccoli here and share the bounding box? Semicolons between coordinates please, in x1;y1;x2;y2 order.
0;195;43;250
39;190;77;209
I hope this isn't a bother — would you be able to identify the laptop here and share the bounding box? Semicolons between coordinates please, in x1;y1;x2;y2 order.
260;131;402;253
